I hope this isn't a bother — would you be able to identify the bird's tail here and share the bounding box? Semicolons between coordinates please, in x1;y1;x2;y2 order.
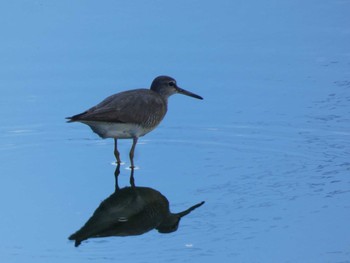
65;111;88;123
65;117;74;123
68;232;85;247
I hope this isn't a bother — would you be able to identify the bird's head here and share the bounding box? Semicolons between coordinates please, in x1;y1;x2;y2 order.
150;76;203;100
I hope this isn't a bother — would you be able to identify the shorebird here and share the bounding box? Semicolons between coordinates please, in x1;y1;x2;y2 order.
66;76;203;167
68;181;204;247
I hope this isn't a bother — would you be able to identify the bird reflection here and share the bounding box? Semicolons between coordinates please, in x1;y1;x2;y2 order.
68;165;205;247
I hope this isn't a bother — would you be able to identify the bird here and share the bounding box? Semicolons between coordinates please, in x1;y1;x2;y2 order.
68;184;205;247
66;76;203;167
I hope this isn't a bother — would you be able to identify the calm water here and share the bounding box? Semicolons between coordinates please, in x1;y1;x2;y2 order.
1;1;349;262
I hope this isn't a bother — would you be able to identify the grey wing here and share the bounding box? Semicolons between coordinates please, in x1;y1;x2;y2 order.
68;89;167;125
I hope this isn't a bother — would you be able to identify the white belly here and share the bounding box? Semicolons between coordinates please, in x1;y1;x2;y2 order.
81;121;154;139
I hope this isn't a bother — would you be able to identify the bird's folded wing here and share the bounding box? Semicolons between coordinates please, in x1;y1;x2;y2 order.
69;191;147;240
70;89;166;124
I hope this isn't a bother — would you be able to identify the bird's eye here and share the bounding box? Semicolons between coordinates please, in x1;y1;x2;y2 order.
168;81;175;87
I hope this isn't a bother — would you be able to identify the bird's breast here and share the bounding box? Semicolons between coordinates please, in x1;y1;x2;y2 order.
82;121;156;139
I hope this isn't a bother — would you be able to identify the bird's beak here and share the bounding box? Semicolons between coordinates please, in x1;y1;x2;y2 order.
176;86;203;100
176;201;205;218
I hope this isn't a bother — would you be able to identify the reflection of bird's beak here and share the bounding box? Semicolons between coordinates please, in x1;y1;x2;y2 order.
176;86;203;100
177;201;205;218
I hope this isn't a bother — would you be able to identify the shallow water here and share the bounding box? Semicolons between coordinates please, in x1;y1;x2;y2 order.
1;1;350;262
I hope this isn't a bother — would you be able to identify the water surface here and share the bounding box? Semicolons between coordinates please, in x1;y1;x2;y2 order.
0;1;349;262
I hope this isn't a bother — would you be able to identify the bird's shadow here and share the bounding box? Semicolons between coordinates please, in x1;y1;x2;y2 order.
68;164;205;247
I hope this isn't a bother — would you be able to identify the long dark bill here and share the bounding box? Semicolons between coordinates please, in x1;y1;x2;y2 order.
177;201;205;218
176;87;203;100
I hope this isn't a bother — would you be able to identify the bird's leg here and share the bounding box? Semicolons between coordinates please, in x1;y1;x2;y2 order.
129;137;138;168
114;139;121;164
129;166;135;188
114;163;121;191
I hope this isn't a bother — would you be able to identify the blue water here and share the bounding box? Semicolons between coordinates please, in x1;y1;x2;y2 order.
1;0;349;262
